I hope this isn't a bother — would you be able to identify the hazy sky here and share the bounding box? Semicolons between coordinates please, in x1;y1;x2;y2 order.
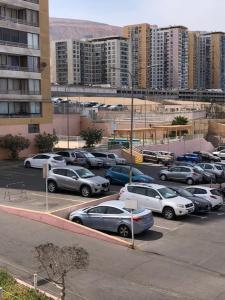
49;0;225;32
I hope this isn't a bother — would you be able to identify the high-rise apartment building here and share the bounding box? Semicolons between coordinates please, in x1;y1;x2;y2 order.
189;32;225;90
123;23;151;89
51;36;131;88
0;0;52;155
151;26;189;90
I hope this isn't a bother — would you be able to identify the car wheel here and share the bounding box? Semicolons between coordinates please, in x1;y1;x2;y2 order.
163;207;175;220
212;205;221;211
25;161;31;168
48;181;57;193
80;185;92;197
186;178;194;185
72;217;83;225
160;174;167;181
118;224;131;238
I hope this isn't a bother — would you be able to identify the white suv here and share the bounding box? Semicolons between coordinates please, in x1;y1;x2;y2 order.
119;183;194;220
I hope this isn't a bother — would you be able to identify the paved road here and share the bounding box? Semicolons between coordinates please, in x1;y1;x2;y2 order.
1;211;225;300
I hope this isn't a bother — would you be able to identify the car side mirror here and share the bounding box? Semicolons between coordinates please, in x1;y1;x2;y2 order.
72;176;78;180
155;195;161;200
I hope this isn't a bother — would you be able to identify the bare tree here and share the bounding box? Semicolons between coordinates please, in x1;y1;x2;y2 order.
35;243;89;300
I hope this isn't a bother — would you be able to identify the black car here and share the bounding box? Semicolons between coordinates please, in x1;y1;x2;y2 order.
172;161;195;167
170;187;211;213
193;151;221;163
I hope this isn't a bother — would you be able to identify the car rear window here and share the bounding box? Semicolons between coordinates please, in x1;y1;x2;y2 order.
211;189;222;196
124;208;146;214
53;156;64;161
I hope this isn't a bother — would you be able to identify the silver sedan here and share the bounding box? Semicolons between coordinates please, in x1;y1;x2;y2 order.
69;200;154;237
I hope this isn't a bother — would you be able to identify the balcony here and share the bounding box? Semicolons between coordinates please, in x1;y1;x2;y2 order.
0;112;41;118
0;39;39;50
0;90;40;95
0;14;39;27
0;64;40;73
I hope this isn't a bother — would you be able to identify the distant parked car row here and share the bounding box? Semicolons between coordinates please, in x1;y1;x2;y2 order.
24;151;127;170
80;102;128;111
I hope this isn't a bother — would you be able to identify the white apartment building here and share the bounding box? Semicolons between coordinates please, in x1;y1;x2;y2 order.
51;36;131;88
151;26;189;90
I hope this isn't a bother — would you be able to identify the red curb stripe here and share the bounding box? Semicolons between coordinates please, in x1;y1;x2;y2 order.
0;205;131;248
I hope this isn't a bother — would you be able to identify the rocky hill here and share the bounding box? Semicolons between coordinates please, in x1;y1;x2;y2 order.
50;18;122;41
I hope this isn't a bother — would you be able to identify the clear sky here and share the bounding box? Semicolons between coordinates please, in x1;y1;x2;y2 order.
49;0;225;32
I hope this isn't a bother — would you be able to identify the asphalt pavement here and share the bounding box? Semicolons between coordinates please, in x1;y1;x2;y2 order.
1;211;225;300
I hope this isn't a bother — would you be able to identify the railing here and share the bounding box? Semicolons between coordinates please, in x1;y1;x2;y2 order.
0;113;41;118
0;90;40;95
0;39;39;50
0;14;39;27
0;64;40;73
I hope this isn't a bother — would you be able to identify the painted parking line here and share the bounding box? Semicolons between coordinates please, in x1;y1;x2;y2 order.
31;193;87;202
153;225;180;231
188;214;208;220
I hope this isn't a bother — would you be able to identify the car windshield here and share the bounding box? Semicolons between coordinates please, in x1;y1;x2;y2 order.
215;165;222;170
124;208;145;214
76;169;95;178
132;168;143;176
158;187;177;199
177;189;193;197
194;166;203;172
84;153;95;158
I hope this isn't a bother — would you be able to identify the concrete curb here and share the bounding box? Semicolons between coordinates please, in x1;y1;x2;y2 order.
0;205;131;248
16;278;59;300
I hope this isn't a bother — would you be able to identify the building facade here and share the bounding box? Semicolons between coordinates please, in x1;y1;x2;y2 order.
123;23;151;89
51;36;131;88
0;0;52;157
188;31;225;90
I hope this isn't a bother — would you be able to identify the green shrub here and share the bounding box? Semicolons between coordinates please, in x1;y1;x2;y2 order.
34;131;58;153
0;135;30;160
80;127;104;148
0;269;51;300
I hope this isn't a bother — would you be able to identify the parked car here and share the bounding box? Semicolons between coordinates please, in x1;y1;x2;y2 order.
193;151;221;163
119;183;194;220
215;145;225;152
176;153;202;163
106;166;154;185
91;152;117;167
184;186;223;210
142;150;173;165
78;151;103;168
24;153;66;169
193;165;216;183
172;161;194;167
169;187;211;213
69;200;154;237
47;166;110;197
213;150;225;159
55;150;86;166
197;163;224;179
107;153;127;165
159;166;203;185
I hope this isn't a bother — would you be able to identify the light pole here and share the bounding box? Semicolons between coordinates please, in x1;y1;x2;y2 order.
109;66;134;184
55;83;71;149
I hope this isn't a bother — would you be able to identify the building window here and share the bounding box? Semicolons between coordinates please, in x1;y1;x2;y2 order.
28;124;40;134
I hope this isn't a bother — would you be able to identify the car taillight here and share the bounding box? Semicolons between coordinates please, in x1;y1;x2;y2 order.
210;195;217;199
192;172;198;176
133;216;142;222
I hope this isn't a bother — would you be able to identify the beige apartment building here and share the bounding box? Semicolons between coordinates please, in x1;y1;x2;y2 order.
188;31;225;90
123;23;151;89
0;0;52;157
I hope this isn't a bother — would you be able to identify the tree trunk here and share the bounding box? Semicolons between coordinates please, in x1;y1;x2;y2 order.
61;275;66;300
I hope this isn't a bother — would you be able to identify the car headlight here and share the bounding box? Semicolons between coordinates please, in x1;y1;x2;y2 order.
194;201;200;205
177;204;185;208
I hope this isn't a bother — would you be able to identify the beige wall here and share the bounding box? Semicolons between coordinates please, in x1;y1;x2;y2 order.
53;114;81;136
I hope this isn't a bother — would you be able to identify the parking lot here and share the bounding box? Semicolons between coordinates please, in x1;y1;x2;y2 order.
1;159;225;299
1;161;225;245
